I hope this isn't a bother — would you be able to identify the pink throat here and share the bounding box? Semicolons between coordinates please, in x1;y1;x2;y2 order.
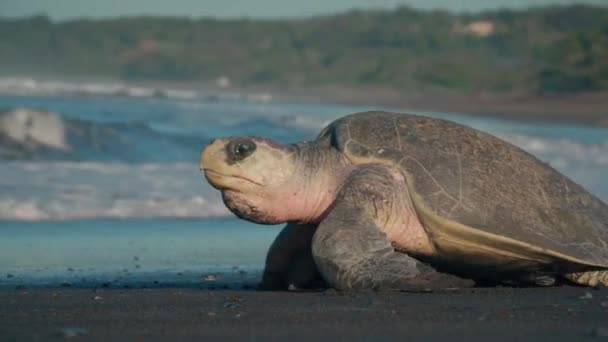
262;174;342;224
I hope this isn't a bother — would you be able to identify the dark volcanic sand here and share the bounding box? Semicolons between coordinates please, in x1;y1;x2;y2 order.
2;286;608;341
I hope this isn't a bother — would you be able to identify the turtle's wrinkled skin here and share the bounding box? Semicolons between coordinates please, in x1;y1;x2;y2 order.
201;111;608;291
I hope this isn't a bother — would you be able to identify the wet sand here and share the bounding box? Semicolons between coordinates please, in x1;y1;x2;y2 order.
2;286;607;341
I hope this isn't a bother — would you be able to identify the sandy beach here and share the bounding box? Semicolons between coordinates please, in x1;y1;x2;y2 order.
1;81;607;341
270;86;608;128
2;286;607;341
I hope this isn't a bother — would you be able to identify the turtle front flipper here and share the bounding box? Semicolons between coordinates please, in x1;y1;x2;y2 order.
312;165;474;291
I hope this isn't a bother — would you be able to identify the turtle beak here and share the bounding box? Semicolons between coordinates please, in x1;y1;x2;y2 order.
201;138;229;190
200;138;225;173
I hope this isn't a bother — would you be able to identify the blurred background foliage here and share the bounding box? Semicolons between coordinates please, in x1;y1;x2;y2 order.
0;4;606;94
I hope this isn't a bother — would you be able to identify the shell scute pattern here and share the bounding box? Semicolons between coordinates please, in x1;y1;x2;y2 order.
318;111;608;266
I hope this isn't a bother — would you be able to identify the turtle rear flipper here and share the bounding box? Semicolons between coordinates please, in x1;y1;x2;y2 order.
565;270;608;287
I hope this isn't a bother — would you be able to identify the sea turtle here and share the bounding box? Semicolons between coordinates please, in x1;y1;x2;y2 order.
200;111;608;291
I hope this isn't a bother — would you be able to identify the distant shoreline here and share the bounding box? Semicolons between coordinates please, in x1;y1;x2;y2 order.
267;85;608;128
2;76;606;128
134;79;608;128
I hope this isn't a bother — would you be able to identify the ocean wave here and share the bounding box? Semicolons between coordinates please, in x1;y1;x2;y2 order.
1;131;607;222
0;161;229;221
0;108;69;151
0;108;209;162
0;100;606;221
0;77;274;103
499;133;608;168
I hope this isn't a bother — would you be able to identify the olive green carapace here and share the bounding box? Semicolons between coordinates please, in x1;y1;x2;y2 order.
318;112;608;276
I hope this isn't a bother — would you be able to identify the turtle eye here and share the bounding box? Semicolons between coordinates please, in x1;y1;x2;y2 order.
232;140;256;160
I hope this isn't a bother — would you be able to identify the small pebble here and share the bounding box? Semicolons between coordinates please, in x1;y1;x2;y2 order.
224;294;243;302
6;273;14;279
93;296;103;301
224;302;240;309
203;274;217;282
600;301;608;308
57;327;89;338
591;327;608;337
580;292;594;299
207;312;216;317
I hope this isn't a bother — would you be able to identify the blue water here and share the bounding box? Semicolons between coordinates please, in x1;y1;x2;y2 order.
0;79;607;287
0;218;280;289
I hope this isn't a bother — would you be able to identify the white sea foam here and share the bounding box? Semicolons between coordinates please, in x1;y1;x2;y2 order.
0;77;271;103
1;130;606;222
0;96;606;221
0;161;229;221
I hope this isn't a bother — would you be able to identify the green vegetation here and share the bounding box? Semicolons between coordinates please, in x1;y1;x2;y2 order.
0;5;607;94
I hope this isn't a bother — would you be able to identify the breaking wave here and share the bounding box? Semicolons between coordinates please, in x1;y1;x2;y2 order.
0;96;606;221
0;161;229;221
0;108;210;162
0;77;274;103
1;135;606;221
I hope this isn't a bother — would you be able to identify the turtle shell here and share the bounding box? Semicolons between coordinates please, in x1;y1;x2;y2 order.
316;111;608;273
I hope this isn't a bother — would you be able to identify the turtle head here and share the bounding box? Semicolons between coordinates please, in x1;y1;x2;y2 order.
201;137;348;224
201;137;298;224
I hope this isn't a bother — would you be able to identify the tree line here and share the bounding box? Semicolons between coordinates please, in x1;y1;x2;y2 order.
0;4;606;94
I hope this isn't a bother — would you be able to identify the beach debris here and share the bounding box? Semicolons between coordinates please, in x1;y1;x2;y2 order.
56;327;89;338
224;294;243;302
591;327;608;337
223;301;241;309
202;274;217;282
580;292;594;299
93;295;103;301
223;294;244;309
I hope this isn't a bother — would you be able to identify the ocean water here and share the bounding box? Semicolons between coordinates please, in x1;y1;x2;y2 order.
0;78;607;288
